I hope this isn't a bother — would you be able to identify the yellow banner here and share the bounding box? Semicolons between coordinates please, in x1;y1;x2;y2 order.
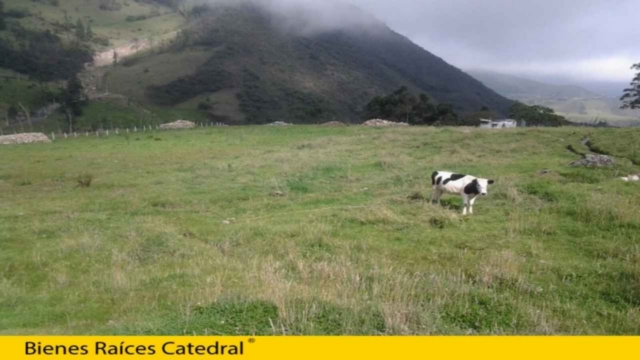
1;337;638;359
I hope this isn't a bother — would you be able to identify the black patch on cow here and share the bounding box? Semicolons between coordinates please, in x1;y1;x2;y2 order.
436;176;443;185
443;174;465;185
464;179;480;195
431;172;439;185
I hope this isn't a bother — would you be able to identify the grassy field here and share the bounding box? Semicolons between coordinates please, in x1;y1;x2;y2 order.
1;126;639;335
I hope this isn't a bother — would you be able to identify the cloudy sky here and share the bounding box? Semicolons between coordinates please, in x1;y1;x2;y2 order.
212;0;638;95
341;0;638;93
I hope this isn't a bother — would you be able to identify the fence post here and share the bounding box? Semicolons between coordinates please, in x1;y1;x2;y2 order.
106;130;109;136
134;126;137;132
74;132;77;138
116;128;119;135
51;132;55;141
86;132;89;137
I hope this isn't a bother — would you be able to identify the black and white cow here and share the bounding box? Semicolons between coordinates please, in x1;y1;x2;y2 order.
431;171;495;215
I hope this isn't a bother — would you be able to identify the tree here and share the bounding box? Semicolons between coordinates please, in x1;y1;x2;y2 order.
0;27;93;82
412;94;436;125
363;87;453;125
17;102;32;130
434;103;458;125
75;18;86;41
0;0;6;31
363;86;415;122
60;74;87;133
132;37;140;53
62;10;72;41
390;86;418;123
461;106;501;126
509;101;569;127
86;21;94;40
621;63;640;109
7;104;18;122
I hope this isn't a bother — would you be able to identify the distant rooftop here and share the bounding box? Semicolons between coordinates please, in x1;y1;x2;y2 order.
480;119;517;123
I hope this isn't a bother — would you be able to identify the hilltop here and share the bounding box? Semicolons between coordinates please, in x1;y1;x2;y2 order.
468;70;640;126
0;0;513;130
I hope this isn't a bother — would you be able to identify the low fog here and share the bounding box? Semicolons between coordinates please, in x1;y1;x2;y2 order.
188;0;639;94
189;0;384;35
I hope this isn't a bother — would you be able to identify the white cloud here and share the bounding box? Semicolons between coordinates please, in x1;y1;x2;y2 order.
346;0;640;83
197;0;640;83
467;56;638;82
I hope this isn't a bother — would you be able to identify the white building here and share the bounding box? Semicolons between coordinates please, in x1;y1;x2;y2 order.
479;119;520;129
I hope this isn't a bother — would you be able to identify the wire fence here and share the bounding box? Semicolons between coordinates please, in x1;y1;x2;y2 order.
22;122;231;141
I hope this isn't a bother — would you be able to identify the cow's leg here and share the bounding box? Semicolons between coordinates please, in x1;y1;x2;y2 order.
431;188;442;205
469;196;477;215
462;195;469;215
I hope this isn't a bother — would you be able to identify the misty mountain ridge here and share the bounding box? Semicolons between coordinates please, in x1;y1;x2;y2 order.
0;0;512;128
103;1;513;124
468;70;640;125
467;70;604;101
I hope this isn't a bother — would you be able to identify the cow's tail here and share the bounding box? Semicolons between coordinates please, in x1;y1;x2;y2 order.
431;171;438;186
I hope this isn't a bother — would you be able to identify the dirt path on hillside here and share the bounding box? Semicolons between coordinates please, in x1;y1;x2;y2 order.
85;31;179;101
93;39;150;67
93;31;178;67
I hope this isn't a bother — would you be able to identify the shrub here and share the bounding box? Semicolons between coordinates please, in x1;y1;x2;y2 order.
197;102;212;111
0;25;93;81
98;0;121;11
76;174;93;188
147;64;234;105
4;8;31;18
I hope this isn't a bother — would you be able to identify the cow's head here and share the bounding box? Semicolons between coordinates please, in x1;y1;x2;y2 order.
477;179;495;196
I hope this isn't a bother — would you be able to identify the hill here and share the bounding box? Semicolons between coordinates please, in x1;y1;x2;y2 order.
0;0;189;131
0;0;513;129
467;70;601;101
104;2;514;124
468;70;640;126
1;126;640;334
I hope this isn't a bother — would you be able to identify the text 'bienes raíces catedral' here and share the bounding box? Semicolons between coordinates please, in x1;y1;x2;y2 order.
25;341;245;356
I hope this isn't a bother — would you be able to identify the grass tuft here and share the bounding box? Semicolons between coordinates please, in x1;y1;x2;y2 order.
76;174;93;188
